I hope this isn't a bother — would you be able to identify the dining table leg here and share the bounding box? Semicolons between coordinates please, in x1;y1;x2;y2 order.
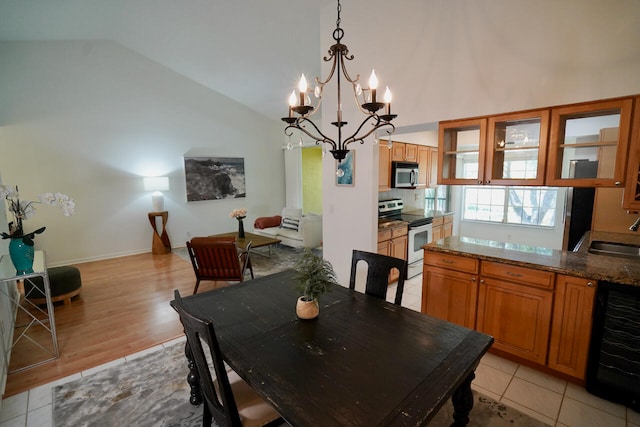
450;370;475;426
184;340;203;405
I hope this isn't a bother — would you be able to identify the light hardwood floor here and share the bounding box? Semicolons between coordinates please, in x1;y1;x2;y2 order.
5;251;225;397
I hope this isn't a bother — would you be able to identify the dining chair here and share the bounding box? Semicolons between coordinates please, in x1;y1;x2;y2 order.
187;236;254;294
348;249;408;305
172;290;283;427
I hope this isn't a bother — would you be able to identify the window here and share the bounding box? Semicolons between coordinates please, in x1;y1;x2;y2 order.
463;186;558;227
425;185;450;212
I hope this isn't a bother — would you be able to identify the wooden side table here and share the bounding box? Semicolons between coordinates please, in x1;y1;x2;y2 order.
148;211;171;254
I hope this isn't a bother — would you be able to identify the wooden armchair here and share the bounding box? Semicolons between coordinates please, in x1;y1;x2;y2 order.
187;237;254;294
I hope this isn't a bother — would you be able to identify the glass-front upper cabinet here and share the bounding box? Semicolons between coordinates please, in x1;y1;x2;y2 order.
546;98;633;187
623;96;640;210
485;109;550;186
439;118;487;184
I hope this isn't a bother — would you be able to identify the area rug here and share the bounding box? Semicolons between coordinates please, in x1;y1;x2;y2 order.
173;244;314;278
53;341;549;427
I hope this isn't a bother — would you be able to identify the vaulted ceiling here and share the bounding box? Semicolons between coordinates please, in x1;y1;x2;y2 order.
0;0;333;120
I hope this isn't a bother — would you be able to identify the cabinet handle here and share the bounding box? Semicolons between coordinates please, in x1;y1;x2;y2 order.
477;180;483;184
485;180;491;184
506;271;523;277
471;277;476;282
480;279;485;284
441;259;454;264
614;181;621;186
587;282;594;287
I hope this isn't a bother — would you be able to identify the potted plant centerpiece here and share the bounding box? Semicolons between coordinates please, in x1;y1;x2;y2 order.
293;248;338;319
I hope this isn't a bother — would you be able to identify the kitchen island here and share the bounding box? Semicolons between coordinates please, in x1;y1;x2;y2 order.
425;231;640;286
421;230;640;384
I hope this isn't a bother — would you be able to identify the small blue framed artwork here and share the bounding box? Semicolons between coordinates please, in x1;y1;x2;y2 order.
336;150;355;186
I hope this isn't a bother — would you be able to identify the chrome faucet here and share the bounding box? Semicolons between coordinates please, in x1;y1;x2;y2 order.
630;217;640;232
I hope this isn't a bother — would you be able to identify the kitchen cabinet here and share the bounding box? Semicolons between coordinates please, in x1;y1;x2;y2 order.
416;146;431;188
428;147;438;187
378;144;391;191
422;252;479;328
485;109;550;186
477;261;554;364
439;95;637;187
548;275;596;380
439;118;487;185
546;97;633;187
431;214;453;241
623;96;640;210
392;142;417;162
377;224;408;284
439;110;550;186
380;140;437;191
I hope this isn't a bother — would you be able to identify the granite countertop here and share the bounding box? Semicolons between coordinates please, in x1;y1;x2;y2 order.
378;219;408;229
378;210;454;230
423;231;640;287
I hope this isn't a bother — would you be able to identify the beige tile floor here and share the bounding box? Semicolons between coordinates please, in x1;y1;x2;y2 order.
1;275;639;427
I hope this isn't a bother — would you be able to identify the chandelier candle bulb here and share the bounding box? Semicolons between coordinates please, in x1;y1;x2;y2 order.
369;70;378;103
298;74;308;106
384;86;392;115
288;90;297;117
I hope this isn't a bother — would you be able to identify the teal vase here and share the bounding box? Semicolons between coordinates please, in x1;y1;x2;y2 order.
9;238;35;275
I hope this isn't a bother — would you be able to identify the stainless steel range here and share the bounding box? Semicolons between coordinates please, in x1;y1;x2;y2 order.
378;199;433;279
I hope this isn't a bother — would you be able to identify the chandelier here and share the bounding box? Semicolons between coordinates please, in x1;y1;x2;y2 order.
282;0;397;162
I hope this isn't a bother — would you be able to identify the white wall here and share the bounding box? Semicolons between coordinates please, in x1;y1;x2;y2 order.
320;0;640;282
0;41;286;265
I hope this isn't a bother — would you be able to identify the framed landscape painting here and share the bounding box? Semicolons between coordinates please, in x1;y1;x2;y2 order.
184;156;246;201
336;150;355;186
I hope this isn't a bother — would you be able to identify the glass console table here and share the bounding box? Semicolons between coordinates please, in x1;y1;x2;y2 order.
0;251;59;373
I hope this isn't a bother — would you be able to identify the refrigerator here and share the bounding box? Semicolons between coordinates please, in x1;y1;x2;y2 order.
563;160;597;251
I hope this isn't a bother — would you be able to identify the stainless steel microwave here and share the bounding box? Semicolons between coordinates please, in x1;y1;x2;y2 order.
391;161;419;188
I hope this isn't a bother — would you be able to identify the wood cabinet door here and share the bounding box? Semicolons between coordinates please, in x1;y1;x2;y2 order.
428;147;438;187
548;275;596;380
623;96;640;209
477;277;553;364
438;118;488;185
546;97;633;187
422;266;478;329
391;142;406;161
390;235;408;261
432;225;443;242
379;145;391;191
404;144;418;162
417;146;430;188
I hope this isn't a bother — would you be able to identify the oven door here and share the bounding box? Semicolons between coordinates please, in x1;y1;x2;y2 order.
408;224;432;265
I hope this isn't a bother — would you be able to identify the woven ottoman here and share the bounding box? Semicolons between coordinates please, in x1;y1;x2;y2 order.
25;266;82;306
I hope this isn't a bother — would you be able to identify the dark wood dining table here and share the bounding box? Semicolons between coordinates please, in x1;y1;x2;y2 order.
174;269;493;426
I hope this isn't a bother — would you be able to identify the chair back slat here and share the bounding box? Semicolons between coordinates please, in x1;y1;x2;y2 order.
349;249;408;305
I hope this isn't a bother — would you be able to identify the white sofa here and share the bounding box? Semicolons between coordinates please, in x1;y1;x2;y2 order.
253;208;322;249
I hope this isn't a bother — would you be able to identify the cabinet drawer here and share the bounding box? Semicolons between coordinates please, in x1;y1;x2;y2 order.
481;261;554;290
424;252;479;274
443;215;453;224
432;217;445;226
391;226;408;238
378;229;392;242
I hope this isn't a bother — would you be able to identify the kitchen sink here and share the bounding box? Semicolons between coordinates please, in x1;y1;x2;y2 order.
588;241;640;259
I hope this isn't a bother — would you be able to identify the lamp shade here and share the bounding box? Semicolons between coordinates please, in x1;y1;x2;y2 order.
144;177;169;212
143;176;169;192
